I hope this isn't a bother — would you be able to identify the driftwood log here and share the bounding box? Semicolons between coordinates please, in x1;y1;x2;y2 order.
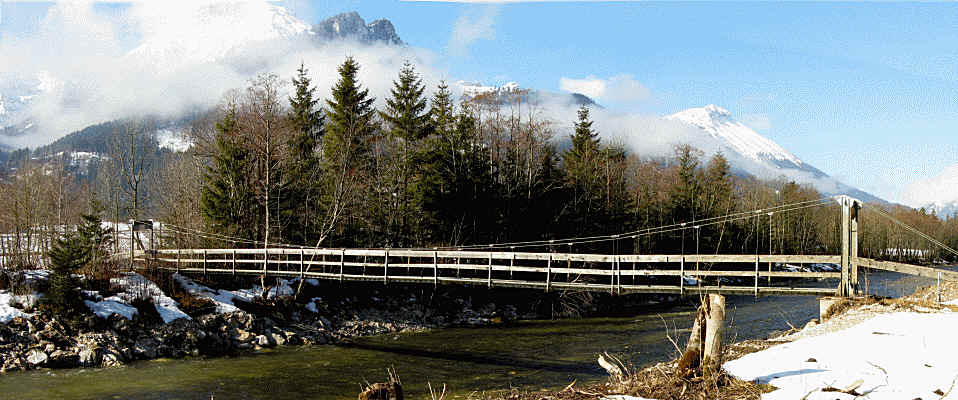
358;382;403;400
676;294;726;378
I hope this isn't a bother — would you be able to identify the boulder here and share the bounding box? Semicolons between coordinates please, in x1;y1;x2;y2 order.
256;335;272;347
271;333;286;346
78;348;100;367
100;347;124;367
25;349;48;366
134;338;159;359
48;350;79;368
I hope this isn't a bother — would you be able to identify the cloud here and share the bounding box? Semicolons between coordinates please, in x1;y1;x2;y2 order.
741;114;772;131
0;1;444;147
901;163;958;208
449;9;497;55
559;74;650;105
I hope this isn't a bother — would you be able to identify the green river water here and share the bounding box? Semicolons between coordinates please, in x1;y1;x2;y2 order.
0;270;937;400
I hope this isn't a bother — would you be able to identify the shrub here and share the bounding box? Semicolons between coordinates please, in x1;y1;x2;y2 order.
44;202;113;318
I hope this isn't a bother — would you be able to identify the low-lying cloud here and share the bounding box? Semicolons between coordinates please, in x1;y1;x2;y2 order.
0;1;442;148
559;74;650;106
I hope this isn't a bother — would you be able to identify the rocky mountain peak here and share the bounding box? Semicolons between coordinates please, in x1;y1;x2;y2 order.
314;12;403;46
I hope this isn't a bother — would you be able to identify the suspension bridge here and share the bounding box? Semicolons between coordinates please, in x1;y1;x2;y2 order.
131;195;958;298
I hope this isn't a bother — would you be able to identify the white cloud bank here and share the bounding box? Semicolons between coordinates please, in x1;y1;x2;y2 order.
0;1;442;147
901;163;958;208
559;74;650;106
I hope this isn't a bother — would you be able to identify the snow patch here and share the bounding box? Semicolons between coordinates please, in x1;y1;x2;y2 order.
724;311;958;400
0;291;33;323
85;297;138;320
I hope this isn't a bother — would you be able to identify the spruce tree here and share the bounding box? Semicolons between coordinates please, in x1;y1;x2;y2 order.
285;62;325;244
46;202;112;317
321;57;377;246
562;105;602;234
378;62;431;245
201;105;258;242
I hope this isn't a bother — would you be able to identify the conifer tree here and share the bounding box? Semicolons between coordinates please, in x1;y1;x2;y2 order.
562;105;602;234
285;62;325;244
378;62;430;245
319;57;377;246
201;105;258;242
46;202;112;317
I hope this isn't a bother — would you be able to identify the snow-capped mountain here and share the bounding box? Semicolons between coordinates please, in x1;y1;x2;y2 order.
667;105;883;203
127;2;313;71
458;81;521;97
667;105;805;169
904;163;958;218
0;6;404;143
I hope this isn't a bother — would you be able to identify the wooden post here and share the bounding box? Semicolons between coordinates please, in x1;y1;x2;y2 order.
850;202;860;294
546;254;552;292
616;255;622;294
433;250;438;287
680;256;685;296
232;249;236;277
610;255;616;294
384;250;389;285
300;249;305;279
488;252;493;288
340;249;345;282
203;250;208;278
510;251;515;280
840;196;851;297
754;254;759;297
176;248;181;273
129;222;134;270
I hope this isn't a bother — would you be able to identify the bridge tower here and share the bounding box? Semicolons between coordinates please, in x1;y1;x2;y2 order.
837;195;862;297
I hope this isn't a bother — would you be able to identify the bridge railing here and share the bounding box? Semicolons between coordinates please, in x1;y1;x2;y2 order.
133;248;845;296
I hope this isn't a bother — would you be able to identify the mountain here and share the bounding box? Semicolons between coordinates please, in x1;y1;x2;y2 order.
666;105;884;203
904;163;958;218
0;7;403;144
456;81;597;107
313;12;403;46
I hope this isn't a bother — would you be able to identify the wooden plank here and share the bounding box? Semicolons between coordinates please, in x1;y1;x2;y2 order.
859;258;958;282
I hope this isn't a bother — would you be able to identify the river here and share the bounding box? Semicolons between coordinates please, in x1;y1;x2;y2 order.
0;270;941;400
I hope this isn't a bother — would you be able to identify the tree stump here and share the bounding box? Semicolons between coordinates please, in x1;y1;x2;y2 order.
358;382;403;400
676;294;726;378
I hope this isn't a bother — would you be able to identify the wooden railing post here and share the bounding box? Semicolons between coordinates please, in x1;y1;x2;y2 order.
232;249;236;277
510;250;515;280
546;253;552;292
433;250;438;287
384;249;389;285
754;254;759;297
203;250;208;278
176;248;181;274
263;248;268;277
340;249;345;282
300;249;305;279
679;256;685;296
488;252;493;288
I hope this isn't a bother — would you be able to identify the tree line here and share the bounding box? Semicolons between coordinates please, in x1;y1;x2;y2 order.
0;57;956;268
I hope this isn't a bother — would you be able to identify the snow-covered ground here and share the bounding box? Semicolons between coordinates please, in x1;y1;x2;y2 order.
0;292;32;323
173;274;319;314
725;308;958;399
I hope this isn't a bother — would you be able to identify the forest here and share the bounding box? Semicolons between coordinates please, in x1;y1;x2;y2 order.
0;58;955;268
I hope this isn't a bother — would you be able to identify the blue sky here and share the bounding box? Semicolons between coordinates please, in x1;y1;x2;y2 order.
1;1;957;205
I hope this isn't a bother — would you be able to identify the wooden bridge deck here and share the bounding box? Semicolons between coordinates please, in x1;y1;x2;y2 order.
134;248;852;297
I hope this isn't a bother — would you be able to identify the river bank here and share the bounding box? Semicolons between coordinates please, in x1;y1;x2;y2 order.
0;267;681;374
512;279;958;400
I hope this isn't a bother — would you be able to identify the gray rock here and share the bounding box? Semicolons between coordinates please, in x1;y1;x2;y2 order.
270;333;286;346
78;348;100;367
134;338;158;359
256;335;272;347
100;348;124;367
25;349;47;366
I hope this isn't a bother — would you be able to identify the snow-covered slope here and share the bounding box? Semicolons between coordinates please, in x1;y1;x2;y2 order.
127;2;312;71
904;163;958;218
667;105;804;168
667;105;883;203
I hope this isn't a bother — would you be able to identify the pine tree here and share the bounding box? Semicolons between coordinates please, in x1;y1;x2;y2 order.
45;202;112;317
320;57;377;246
285;62;325;244
201;105;258;242
378;62;431;245
561;105;602;234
